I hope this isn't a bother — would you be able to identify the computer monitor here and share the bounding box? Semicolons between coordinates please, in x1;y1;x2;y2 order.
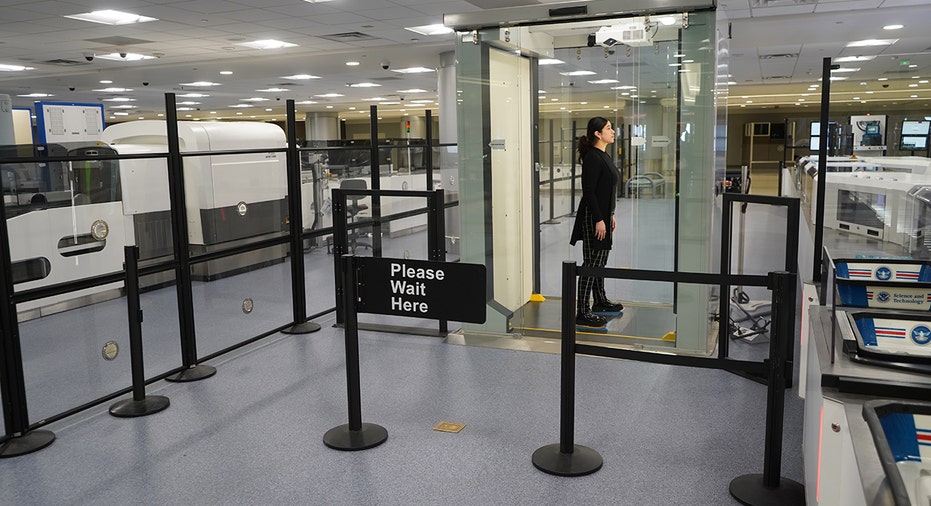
865;124;880;135
902;120;930;136
901;135;928;151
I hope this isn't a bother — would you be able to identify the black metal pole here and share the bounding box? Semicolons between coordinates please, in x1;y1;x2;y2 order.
718;194;733;360
333;189;347;324
570;120;577;214
323;255;387;451
425;109;434;190
282;99;321;335
109;246;170;417
163;93;216;382
813;57;833;283
429;189;448;335
531;261;602;476
728;271;804;505
369;105;382;256
0;177;55;457
544;119;559;224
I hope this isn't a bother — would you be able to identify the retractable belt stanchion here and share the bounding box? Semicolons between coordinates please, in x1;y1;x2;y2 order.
0;185;54;457
110;246;170;417
531;261;603;476
729;271;805;506
323;254;388;451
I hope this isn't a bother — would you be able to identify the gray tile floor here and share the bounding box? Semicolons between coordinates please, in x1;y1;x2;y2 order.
0;310;804;505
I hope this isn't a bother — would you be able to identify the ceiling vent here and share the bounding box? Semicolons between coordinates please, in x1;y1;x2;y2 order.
763;75;791;80
319;32;379;43
760;53;799;60
42;59;92;66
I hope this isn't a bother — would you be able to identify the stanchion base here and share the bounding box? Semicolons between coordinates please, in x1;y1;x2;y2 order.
109;395;170;418
165;364;216;382
0;430;55;458
281;321;322;334
532;443;603;476
729;474;805;506
323;423;388;451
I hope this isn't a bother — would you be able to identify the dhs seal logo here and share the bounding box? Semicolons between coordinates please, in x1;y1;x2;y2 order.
911;325;931;346
876;291;891;303
876;267;892;281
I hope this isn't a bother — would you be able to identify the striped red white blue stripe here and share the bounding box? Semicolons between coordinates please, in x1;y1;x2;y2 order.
897;271;920;280
918;428;931;447
874;327;907;339
846;269;873;278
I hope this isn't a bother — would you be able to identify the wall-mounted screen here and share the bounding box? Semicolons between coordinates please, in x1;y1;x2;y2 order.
902;120;930;136
902;136;928;150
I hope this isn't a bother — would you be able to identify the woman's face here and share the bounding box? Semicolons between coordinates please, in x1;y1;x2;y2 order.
596;121;615;144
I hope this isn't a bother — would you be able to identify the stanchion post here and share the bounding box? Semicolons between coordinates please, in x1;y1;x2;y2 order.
163;93;216;382
282;99;321;335
110;246;170;417
729;271;804;505
0;181;54;457
531;261;602;476
323;255;388;451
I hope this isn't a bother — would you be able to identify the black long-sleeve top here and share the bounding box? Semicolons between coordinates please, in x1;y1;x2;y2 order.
569;148;619;250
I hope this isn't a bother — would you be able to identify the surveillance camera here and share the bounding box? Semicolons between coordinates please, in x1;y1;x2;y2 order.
400;97;405;101
119;51;127;58
142;81;149;86
276;97;281;101
381;60;390;70
882;83;889;88
569;81;575;87
84;53;94;62
68;87;75;91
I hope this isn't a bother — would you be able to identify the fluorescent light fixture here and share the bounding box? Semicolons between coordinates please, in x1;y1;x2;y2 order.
304;1;334;3
17;93;52;97
241;97;270;102
100;80;112;84
176;107;195;111
111;104;136;109
348;82;381;88
831;67;861;73
64;10;156;25
229;104;253;108
96;53;155;61
180;81;221;87
391;67;435;74
846;39;897;47
177;101;200;105
404;24;453;36
114;112;130;116
93;87;133;92
346;61;360;66
283;74;320;80
883;24;904;30
410;99;435;104
539;59;564;65
315;93;344;98
659;16;677;26
878;77;889;81
220;71;233;75
588;79;619;84
256;88;289;92
103;97;136;102
236;40;297;50
362;97;387;101
0;64;34;71
380;101;401;105
296;100;317;104
559;70;596;76
611;85;637;90
834;55;875;63
398;89;427;93
179;93;210;98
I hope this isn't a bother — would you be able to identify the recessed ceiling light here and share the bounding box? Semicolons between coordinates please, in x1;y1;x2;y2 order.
831;67;860;73
237;39;297;50
229;104;253;108
588;79;619;84
256;88;289;92
177;101;200;105
96;53;155;61
349;107;356;110
404;24;453;36
878;77;889;81
266;108;273;112
326;105;333;109
241;97;270;102
178;93;209;98
296;100;317;105
883;24;904;30
846;39;897;47
64;10;157;25
111;104;136;109
220;71;233;75
398;89;427;93
113;112;130;116
99;80;112;84
834;56;875;63
103;97;135;102
93;87;133;92
348;82;381;88
539;59;564;65
659;16;677;26
559;70;596;76
17;93;52;97
391;67;435;74
0;64;34;72
315;93;344;98
362;97;387;101
346;61;360;66
283;74;320;80
181;81;221;87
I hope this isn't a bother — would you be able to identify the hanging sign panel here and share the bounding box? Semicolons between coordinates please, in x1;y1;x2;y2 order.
355;257;487;323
